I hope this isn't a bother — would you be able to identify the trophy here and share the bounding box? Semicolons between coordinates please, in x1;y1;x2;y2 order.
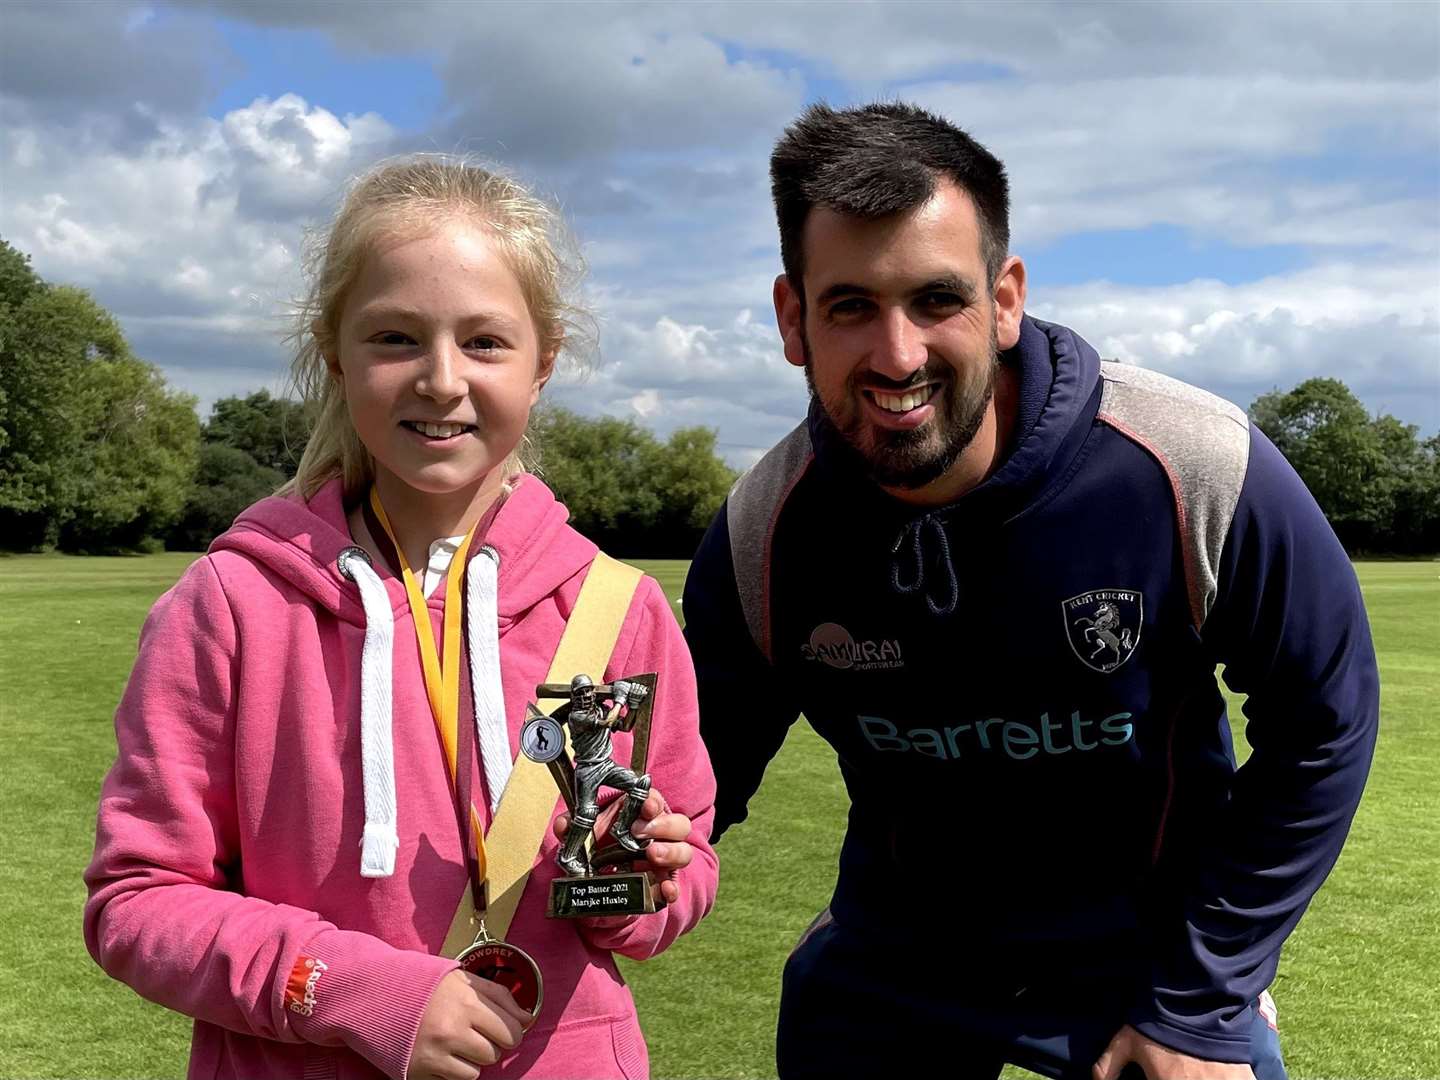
519;672;659;918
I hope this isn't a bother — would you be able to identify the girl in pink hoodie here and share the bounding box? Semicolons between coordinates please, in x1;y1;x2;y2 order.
85;157;719;1080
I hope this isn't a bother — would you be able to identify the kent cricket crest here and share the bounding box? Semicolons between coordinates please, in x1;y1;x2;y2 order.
1062;590;1143;674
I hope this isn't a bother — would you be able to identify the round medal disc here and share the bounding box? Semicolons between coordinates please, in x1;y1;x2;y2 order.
456;938;544;1018
519;715;565;764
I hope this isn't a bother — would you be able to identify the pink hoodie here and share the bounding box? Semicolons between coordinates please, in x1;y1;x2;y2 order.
84;476;718;1080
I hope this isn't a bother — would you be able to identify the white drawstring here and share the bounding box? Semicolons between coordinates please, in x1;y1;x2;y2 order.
338;547;400;878
338;541;510;879
466;546;511;814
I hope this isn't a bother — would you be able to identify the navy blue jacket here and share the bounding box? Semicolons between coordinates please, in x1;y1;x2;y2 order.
683;316;1378;1062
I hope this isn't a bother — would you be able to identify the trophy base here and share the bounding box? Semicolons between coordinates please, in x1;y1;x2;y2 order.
547;871;656;919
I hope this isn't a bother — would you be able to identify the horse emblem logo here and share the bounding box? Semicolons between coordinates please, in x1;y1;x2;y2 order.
1062;590;1143;673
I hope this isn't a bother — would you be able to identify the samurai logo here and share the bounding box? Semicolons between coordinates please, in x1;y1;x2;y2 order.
1063;590;1143;673
801;622;904;671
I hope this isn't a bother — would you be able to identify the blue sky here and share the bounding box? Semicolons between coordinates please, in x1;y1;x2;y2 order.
2;1;1436;463
207;20;444;133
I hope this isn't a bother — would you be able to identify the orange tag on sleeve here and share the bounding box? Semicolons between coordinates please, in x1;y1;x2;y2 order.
284;956;328;1017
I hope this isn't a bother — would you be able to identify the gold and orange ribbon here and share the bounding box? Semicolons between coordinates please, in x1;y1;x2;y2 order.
368;487;489;892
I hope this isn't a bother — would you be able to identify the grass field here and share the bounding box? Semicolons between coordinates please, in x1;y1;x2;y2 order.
1;555;1435;1078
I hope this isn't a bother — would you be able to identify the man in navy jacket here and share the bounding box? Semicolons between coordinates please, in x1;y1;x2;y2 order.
683;102;1378;1080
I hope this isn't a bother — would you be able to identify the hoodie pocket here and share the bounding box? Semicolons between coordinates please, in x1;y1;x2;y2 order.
504;1014;650;1079
609;1013;648;1079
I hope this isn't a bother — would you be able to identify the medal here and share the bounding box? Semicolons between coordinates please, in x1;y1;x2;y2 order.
456;919;544;1018
368;487;544;1019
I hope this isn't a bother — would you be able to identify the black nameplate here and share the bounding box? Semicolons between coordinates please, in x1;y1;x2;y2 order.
547;872;656;919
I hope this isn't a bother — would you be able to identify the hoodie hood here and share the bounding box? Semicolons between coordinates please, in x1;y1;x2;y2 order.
976;313;1103;516
212;473;599;627
805;314;1104;616
212;472;601;876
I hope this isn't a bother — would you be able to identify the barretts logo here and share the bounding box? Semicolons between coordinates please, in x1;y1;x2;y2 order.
801;622;904;671
285;956;328;1017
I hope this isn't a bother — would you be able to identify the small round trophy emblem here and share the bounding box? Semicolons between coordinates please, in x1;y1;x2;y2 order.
519;715;565;764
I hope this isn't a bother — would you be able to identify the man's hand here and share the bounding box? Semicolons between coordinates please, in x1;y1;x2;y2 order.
1093;1025;1255;1080
406;969;533;1080
551;788;693;909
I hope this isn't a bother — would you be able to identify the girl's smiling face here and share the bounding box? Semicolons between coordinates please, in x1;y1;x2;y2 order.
329;218;554;513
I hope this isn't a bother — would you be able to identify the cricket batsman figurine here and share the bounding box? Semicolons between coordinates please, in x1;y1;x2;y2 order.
519;671;661;918
555;674;651;875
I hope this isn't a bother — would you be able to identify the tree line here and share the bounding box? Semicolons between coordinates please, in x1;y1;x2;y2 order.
1252;379;1440;555
0;239;736;556
157;391;739;558
2;238;1436;556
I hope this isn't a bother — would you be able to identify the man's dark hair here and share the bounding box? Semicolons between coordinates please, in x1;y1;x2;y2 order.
770;102;1010;303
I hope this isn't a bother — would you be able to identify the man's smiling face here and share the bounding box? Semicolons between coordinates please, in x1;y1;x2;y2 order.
780;179;1002;491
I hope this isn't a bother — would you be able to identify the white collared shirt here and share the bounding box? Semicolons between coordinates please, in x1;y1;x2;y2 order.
421;535;467;598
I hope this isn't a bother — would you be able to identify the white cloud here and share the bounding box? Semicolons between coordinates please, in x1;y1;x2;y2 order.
694;1;1440;83
211;94;395;220
1;0;1435;450
543;254;1440;471
165;2;808;161
0;1;238;131
550;306;808;462
904;75;1439;251
0;95;395;298
1033;259;1440;426
0;93;403;414
433;15;806;163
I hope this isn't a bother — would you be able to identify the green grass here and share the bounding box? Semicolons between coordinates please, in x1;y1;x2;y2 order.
0;553;205;1079
1;556;1435;1078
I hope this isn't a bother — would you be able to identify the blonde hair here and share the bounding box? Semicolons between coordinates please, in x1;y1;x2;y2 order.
285;155;592;500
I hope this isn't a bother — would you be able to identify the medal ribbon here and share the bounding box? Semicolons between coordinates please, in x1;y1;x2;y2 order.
368;487;489;898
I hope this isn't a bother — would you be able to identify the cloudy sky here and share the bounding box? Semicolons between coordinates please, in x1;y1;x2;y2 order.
3;1;1437;465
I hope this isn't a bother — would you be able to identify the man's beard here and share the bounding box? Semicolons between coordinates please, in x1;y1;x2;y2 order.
803;322;1000;491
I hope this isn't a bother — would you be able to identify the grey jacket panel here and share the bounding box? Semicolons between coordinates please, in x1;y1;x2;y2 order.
1096;361;1250;627
725;423;814;663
